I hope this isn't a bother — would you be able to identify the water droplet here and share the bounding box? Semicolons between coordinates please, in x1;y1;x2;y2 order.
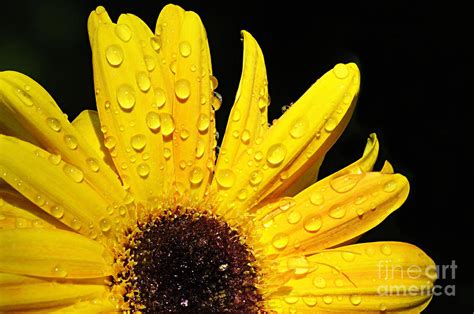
383;180;397;192
130;134;147;151
313;276;326;288
237;188;248;200
64;135;78;150
365;246;376;256
136;71;151;92
322;295;333;304
51;205;65;218
284;296;299;304
330;173;364;193
71;217;81;230
16;89;33;106
290;119;307;139
175;79;191;100
144;55;155;71
180;129;190;140
163;148;171;159
104;136;117;149
302;295;317;307
232;130;239;139
117;84;136;110
267;143;286;166
48;154;61;165
212;92;222;110
249;170;263;186
189;167;204;185
215;169;235;189
210;76;218;90
46;117;61;132
272;233;289;249
254;151;263;162
329;205;346;219
380;303;387;311
190;64;197;72
179;41;192;57
381;244;392;256
287;256;309;275
160;113;175;136
195;139;205;158
303;215;322;233
356;208;365;216
52;264;67;278
333;63;349;79
241;129;250;144
324;117;338;132
197;113;210;132
146;111;161;131
63;164;84;183
115;24;132;42
105;44;124;66
310;192;324;206
232;109;241;122
34;194;45;206
99;218;111;232
137;163;150;178
350;294;362;306
342;251;356;262
150;36;161;51
287;210;302;224
354;195;367;205
153;88;167;109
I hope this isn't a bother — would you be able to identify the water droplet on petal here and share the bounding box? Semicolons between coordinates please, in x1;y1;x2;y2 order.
150;36;161;51
384;180;397;192
313;276;326;288
215;169;235;189
115;24;132;42
310;192;324;206
99;217;111;232
333;63;349;79
197;113;210;132
324;117;338;132
130;134;147;151
232;109;241;122
71;217;82;231
52;264;68;277
180;129;189;140
16;89;33;106
136;71;151;92
287;256;309;275
210;76;218;90
179;41;192;57
287;210;302;224
105;45;124;66
136;163;150;178
154;87;166;108
329;205;346;219
86;157;100;172
381;244;392;255
212;92;222;110
284;296;299;304
189;167;204;185
175;79;191;100
46;117;61;132
322;295;333;304
272;233;289;249
144;55;155;71
267;143;286;166
48;154;61;165
330;173;364;193
63;164;84;183
237;188;248;200
342;251;356;262
117;84;136;110
163;148;171;159
303;295;317;307
104;136;117;149
51;205;64;218
241;129;250;144
350;294;362;306
249;170;263;186
303;214;322;232
195;139;205;158
354;195;367;205
160;113;175;136
64;135;78;150
254;151;263;162
146;111;161;131
290;118;307;139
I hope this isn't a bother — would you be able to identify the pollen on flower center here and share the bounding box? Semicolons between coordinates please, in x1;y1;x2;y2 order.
115;208;262;313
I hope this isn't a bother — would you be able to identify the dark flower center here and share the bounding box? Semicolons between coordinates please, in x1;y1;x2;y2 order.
123;209;261;313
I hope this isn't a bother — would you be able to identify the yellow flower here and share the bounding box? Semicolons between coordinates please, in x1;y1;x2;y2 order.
0;4;436;313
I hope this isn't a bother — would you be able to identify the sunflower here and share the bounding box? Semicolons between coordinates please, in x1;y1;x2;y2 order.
0;4;436;313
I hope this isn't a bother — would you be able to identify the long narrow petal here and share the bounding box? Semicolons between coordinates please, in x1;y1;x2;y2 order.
0;136;119;241
215;31;269;171
0;273;110;311
265;242;436;313
0;228;112;278
0;71;126;207
213;63;360;221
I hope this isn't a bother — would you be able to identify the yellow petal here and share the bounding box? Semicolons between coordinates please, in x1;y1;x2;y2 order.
215;31;269;171
72;110;118;175
0;272;110;311
87;6;112;48
92;15;175;202
213;63;360;221
44;294;118;313
0;186;65;230
0;135;120;241
0;228;112;278
257;170;408;257
265;242;436;313
0;71;126;207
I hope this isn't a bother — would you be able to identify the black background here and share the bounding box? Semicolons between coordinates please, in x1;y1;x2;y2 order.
0;1;471;312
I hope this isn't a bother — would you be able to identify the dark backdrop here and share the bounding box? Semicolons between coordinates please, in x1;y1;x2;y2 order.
0;1;471;312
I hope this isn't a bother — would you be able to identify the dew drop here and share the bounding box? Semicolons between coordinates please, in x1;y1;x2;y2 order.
150;36;161;51
287;210;302;224
175;79;191;100
232;130;239;139
63;164;84;183
313;276;326;288
130;134;147;151
350;294;362;306
354;195;367;205
356;208;365;216
241;129;250;144
99;218;111;232
34;194;45;206
272;233;289;249
267;143;286;166
310;192;324;206
71;217;81;230
303;295;317;307
324;117;338;132
136;71;151;92
215;169;235;189
383;180;397;192
212;92;222;110
249;169;263;186
195;139;205;158
342;251;356;262
210;75;219;90
48;153;61;165
50;205;64;218
322;295;333;304
115;24;132;42
290;118;307;139
329;205;346;219
163;148;171;159
287;256;309;275
330;173;363;193
116;84;136;110
197;113;210;132
105;44;124;66
146;111;161;131
380;303;387;311
232;109;241;122
154;87;167;108
381;244;392;256
180;129;190;140
189;167;204;185
160;113;175;136
179;41;192;57
64;135;78;150
144;55;155;71
303;215;322;232
137;163;150;178
237;188;248;201
104;136;117;149
52;264;68;278
16;89;33;106
333;63;349;79
46;117;61;132
254;151;264;162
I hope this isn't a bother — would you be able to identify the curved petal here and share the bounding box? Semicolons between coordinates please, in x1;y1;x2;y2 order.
0;135;121;241
0;273;110;311
0;228;113;278
213;63;360;221
264;242;436;313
